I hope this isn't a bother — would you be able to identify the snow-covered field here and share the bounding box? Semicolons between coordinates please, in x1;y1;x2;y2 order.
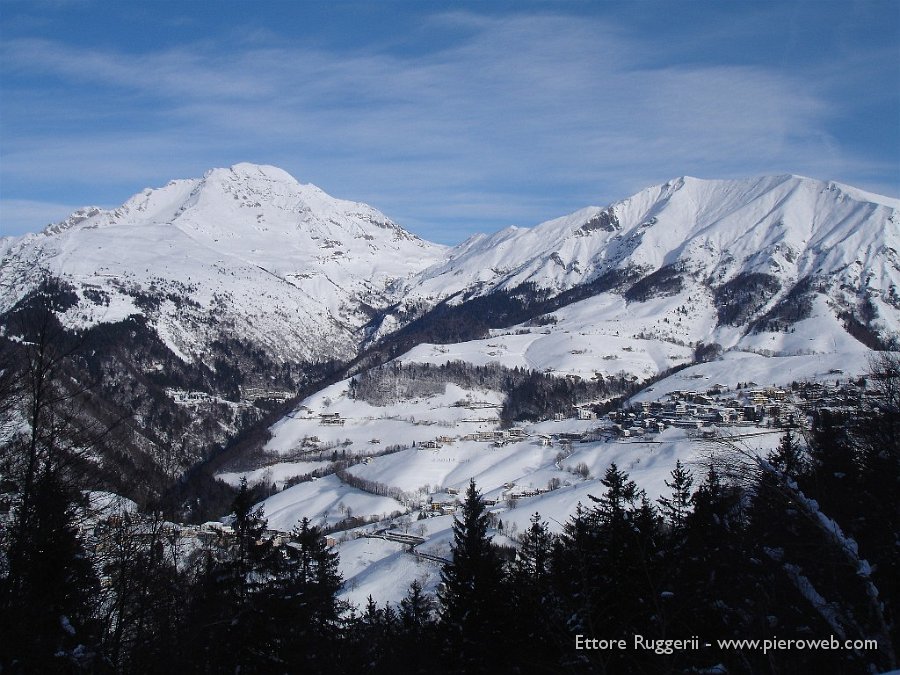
259;474;405;532
261;381;503;458
401;291;698;379
249;345;852;609
330;419;787;609
630;349;875;403
216;461;331;490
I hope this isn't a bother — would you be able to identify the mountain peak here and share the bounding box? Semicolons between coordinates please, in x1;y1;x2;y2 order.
205;163;301;185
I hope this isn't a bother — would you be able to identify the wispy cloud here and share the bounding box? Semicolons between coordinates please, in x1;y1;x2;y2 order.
0;11;894;242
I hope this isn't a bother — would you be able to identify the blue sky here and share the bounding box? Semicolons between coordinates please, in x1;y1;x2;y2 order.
1;0;898;243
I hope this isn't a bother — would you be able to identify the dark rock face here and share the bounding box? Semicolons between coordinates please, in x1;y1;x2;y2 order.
577;209;619;235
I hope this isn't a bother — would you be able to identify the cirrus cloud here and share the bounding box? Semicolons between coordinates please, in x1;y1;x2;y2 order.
1;10;896;242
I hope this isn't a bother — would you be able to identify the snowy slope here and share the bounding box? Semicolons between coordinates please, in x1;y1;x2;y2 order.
408;175;898;301
0;163;445;363
394;175;899;351
318;350;870;609
4;167;898;581
3;170;896;364
395;283;876;381
261;474;405;532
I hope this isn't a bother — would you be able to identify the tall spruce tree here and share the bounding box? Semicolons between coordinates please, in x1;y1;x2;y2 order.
181;478;277;672
399;579;434;631
270;517;346;670
508;513;565;672
552;464;663;672
849;353;900;654
392;579;437;674
664;465;750;672
1;471;100;671
512;512;554;583
657;459;694;532
438;479;505;673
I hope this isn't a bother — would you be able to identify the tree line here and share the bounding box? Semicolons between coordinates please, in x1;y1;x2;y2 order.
350;360;638;426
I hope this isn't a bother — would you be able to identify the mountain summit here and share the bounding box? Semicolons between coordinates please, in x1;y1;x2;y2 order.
407;174;899;304
374;174;898;356
1;163;445;363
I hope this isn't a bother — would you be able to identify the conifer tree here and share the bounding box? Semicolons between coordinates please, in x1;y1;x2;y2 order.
399;579;434;631
1;471;100;671
0;281;103;671
508;513;565;672
657;459;694;531
438;478;505;672
512;512;554;583
588;462;639;527
272;517;346;670
667;465;749;671
847;352;900;652
181;478;277;672
393;579;437;674
769;428;804;477
553;465;661;672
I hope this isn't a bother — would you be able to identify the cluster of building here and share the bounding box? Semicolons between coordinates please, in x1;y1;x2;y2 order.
166;388;220;407
458;427;527;445
609;377;869;438
241;386;293;402
319;412;346;426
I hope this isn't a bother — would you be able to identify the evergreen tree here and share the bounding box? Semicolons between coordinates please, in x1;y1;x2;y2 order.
769;428;805;477
270;517;346;670
588;462;639;527
0;471;100;671
181;478;277;672
508;513;565;673
745;440;897;673
438;479;505;673
657;459;694;532
392;580;437;675
399;579;434;631
805;407;859;521
552;465;662;673
665;464;751;672
512;512;554;583
849;353;900;653
0;281;103;671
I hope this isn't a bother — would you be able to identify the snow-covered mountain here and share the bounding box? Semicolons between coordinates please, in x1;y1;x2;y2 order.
224;173;899;604
364;174;899;360
1;163;445;364
0;164;445;494
4;169;896;365
411;175;898;303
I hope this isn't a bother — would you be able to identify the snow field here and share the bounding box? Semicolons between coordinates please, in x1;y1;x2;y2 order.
264;380;503;457
260;474;405;532
216;460;331;489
